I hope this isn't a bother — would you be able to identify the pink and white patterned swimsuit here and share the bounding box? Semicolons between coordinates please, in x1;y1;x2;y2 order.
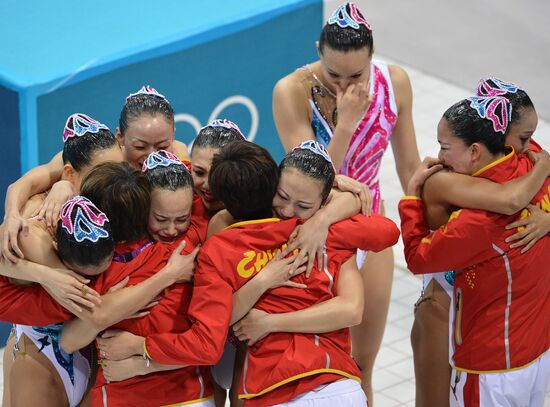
299;59;398;214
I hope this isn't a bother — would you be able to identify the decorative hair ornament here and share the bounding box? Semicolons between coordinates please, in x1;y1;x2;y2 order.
63;113;110;143
126;85;168;102
476;77;523;97
295;140;336;170
60;196;110;243
327;2;371;31
202;119;246;139
467;96;512;134
142;150;185;172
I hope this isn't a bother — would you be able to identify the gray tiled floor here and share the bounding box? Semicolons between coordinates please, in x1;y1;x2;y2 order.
1;61;549;406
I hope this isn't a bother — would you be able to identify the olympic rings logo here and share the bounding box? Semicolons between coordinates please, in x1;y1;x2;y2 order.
174;95;259;148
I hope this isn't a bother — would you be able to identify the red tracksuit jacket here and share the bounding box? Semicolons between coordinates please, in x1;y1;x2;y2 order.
399;149;550;373
144;214;399;405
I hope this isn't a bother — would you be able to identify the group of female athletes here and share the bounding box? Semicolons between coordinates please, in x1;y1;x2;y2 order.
1;2;549;407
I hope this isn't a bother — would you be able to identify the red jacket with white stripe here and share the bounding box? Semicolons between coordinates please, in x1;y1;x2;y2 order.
145;214;399;406
91;233;213;407
399;150;550;373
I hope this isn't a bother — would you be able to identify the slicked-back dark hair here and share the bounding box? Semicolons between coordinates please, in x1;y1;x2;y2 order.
192;125;244;152
209;141;278;221
119;93;174;136
320;4;373;54
144;151;194;192
56;206;114;270
443;99;506;155
62;128;117;172
279;148;335;204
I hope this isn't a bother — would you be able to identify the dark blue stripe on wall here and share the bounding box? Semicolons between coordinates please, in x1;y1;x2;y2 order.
0;85;21;220
0;85;20;345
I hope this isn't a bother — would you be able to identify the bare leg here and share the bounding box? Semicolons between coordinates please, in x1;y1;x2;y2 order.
2;331;16;407
10;335;68;407
351;245;394;406
213;381;227;407
229;345;245;407
411;279;451;407
76;391;91;407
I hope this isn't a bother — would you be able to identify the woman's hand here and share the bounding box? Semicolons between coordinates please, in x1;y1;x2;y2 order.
257;251;307;290
233;309;271;346
102;356;147;382
158;240;200;284
333;175;372;215
97;330;144;361
41;268;101;313
505;204;550;253
1;213;29;263
525;149;550;173
33;180;76;227
282;216;329;277
407;157;444;196
336;82;371;130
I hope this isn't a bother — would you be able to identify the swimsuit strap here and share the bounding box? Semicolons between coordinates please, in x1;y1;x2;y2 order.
113;240;154;263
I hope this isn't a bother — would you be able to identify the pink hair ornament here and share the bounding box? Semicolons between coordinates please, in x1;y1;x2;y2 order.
203;119;246;139
468;96;512;134
476;77;523;97
60;196;110;243
328;2;371;31
142;150;184;172
126;85;168;102
62;113;109;143
295;140;336;171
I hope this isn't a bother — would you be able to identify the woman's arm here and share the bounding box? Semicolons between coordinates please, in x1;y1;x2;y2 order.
389;65;421;193
61;242;200;353
102;355;185;382
283;189;361;274
233;256;363;345
2;152;64;262
424;155;550;216
273;74;370;170
230;252;306;325
273;76;318;152
0;223;102;309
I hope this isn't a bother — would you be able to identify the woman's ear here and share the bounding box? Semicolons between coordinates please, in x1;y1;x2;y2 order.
63;163;77;184
51;240;58;251
316;41;321;57
115;128;124;148
469;143;482;164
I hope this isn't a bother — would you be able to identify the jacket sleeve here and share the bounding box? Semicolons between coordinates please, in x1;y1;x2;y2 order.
0;276;71;325
399;197;493;274
144;249;233;365
329;214;400;253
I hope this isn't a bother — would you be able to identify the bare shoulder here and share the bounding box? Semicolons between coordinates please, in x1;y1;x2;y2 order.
273;70;307;101
20;193;47;219
207;209;234;239
18;220;54;263
173;140;190;159
388;64;411;88
389;64;411;96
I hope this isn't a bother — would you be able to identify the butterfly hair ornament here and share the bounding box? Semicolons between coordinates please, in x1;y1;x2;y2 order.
295;140;335;170
203;119;246;139
126;85;169;102
60;196;110;243
327;2;371;31
476;77;523;97
62;113;110;143
142;150;184;172
467;96;512;134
